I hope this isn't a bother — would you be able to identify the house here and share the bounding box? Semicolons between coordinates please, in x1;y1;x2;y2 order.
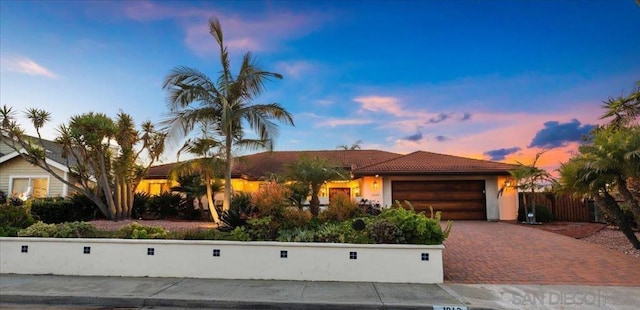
0;136;78;200
138;150;520;221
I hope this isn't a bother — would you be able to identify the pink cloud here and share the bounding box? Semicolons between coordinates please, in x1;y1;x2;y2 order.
0;55;58;79
354;96;405;116
121;1;328;55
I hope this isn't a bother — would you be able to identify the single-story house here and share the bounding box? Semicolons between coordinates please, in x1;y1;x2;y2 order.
0;136;78;200
139;150;519;221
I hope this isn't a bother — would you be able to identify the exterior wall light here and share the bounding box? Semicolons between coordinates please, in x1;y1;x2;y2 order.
373;181;378;189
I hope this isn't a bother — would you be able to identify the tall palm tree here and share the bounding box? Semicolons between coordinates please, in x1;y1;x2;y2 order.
162;17;294;212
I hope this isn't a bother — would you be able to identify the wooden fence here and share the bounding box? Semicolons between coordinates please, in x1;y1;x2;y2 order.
519;192;593;222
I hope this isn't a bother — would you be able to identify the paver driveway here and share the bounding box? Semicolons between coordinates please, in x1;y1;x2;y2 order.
443;221;640;285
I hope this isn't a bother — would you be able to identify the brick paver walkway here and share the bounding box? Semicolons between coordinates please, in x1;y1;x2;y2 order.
443;221;640;285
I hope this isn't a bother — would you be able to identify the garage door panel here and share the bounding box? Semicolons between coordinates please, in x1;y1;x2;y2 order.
410;201;485;212
436;211;486;220
394;191;485;201
392;180;486;220
393;181;484;192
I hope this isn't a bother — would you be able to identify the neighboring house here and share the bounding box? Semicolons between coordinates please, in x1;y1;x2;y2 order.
0;137;78;200
138;150;520;221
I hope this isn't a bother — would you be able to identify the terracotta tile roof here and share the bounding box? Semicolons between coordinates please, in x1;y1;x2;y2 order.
145;162;180;179
353;151;518;176
145;150;518;180
232;150;402;180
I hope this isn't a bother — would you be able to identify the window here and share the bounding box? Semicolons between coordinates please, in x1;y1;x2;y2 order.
11;177;48;200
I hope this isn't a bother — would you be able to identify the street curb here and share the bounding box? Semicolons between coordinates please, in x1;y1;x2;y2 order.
1;293;447;309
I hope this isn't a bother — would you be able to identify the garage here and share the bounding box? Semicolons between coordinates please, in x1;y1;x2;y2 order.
391;180;486;220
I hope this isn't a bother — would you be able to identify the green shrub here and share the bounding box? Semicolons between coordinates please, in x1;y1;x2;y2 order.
131;192;151;219
318;192;362;222
145;193;182;219
245;216;280;241
277;227;317;242
18;221;58;237
378;201;452;245
315;220;371;244
172;228;229;240
518;204;554;222
219;193;257;231
68;192;102;220
230;226;251;241
17;221;98;238
30;199;74;224
368;219;404;244
114;222;169;239
54;221;98;238
0;203;36;236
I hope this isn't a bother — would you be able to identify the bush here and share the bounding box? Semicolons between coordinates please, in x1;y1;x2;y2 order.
18;221;58;237
280;208;312;230
54;221;98;238
18;221;98;238
518;204;554;223
315;220;371;244
252;182;291;217
172;228;227;240
319;192;362;222
219;193;257;232
143;193;182;219
368;219;404;244
132;192;151;219
30;198;72;224
277;227;317;242
0;203;36;236
68;192;102;220
378;201;452;245
114;222;169;239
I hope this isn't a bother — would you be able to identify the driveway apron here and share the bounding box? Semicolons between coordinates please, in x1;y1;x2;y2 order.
443;221;640;285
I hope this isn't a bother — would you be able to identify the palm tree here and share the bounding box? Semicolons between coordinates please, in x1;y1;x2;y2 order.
168;135;225;223
558;153;640;249
287;155;347;217
498;151;553;223
337;140;363;150
162;17;294;212
600;81;640;130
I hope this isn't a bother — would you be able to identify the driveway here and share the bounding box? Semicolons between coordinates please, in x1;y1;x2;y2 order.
443;221;640;286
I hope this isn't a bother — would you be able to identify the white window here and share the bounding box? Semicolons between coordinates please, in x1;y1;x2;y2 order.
10;176;49;200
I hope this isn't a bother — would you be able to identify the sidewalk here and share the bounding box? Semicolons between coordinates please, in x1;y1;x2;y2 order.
1;274;639;309
0;274;463;309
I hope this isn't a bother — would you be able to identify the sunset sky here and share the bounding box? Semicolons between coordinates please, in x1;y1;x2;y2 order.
1;0;639;173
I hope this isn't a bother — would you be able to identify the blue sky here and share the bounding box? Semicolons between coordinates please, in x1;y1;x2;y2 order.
1;0;639;171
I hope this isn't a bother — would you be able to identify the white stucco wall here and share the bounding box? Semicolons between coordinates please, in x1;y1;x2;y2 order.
0;238;444;284
376;175;516;221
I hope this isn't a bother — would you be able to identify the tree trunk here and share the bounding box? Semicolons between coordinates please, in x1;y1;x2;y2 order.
596;193;640;249
310;184;320;217
522;193;529;223
616;176;640;225
127;183;134;218
205;174;220;223
224;133;232;212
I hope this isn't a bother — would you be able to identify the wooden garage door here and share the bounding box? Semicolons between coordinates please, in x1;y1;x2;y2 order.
392;180;486;220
